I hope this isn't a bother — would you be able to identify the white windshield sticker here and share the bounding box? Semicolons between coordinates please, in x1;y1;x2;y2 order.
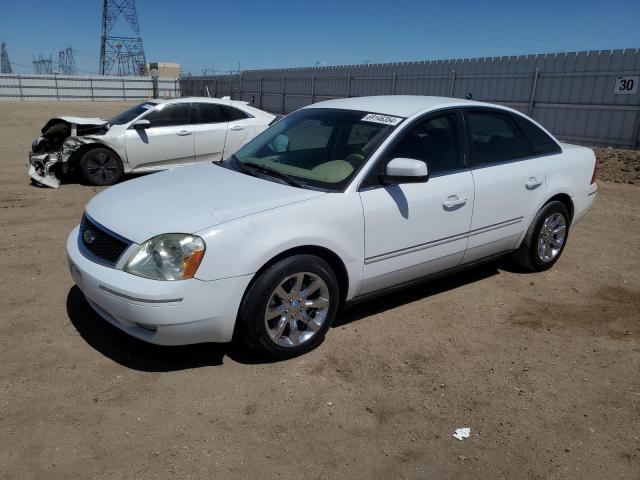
142;104;154;109
361;113;403;126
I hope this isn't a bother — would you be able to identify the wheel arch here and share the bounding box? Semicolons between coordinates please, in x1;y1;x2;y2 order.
243;245;350;308
68;142;122;166
545;193;574;223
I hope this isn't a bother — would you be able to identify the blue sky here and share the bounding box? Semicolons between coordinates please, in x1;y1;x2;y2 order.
2;0;639;74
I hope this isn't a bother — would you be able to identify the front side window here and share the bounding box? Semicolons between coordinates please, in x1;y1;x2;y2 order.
143;103;191;128
228;108;401;191
387;113;462;175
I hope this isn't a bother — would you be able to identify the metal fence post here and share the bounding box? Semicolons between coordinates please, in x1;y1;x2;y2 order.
449;70;456;97
215;79;218;97
346;74;351;98
391;72;397;95
528;68;539;117
632;107;640;148
54;75;60;101
239;74;243;100
17;74;23;101
311;76;315;104
89;78;95;101
259;76;263;109
122;78;126;101
281;76;286;114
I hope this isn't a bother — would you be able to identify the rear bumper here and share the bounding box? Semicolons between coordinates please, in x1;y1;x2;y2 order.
572;183;597;226
66;225;252;345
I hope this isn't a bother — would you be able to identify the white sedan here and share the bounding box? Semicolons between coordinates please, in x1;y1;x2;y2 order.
28;97;276;187
67;95;598;359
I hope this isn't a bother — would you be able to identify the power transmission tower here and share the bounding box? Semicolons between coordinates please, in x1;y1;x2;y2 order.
1;42;12;73
58;48;78;75
33;55;53;74
99;0;147;76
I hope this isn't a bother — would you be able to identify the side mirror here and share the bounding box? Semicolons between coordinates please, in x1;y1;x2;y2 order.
379;158;429;185
132;119;151;129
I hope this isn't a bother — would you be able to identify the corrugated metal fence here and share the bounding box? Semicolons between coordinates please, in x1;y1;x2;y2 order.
0;74;181;101
182;49;640;148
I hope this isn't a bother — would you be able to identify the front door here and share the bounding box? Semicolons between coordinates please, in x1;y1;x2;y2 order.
124;102;195;170
359;111;474;295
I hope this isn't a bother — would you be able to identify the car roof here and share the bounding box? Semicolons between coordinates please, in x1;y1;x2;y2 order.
304;95;495;118
159;96;246;106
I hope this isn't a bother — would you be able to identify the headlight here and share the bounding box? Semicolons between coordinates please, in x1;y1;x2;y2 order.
123;234;205;281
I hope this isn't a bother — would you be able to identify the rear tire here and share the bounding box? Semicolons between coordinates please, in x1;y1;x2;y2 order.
238;254;340;360
513;200;570;272
79;148;123;186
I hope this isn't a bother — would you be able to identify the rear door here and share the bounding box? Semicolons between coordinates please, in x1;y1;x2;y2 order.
124;102;195;170
221;106;255;158
462;108;549;263
192;103;229;163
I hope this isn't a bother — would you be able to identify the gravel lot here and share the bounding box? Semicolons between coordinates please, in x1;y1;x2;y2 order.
1;102;639;480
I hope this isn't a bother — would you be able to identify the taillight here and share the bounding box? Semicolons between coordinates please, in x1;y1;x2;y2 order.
590;158;599;185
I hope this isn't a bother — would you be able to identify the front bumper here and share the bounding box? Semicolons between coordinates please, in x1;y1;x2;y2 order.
67;225;252;345
28;152;61;188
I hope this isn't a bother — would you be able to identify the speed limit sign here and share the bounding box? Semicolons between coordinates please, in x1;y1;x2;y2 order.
614;76;639;95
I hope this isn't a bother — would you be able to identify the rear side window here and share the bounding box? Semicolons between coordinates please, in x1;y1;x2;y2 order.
143;103;191;127
466;110;528;165
388;112;462;174
221;106;250;121
193;103;227;124
515;117;561;156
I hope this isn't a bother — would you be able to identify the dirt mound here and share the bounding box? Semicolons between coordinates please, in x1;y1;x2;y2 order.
594;147;640;185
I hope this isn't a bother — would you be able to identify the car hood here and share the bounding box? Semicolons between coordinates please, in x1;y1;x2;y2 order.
85;163;326;244
41;116;108;135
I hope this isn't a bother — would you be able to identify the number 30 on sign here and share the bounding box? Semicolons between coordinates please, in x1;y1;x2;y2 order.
614;76;638;95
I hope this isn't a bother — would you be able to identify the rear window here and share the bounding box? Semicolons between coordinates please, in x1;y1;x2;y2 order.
467;110;528;165
515;117;561;156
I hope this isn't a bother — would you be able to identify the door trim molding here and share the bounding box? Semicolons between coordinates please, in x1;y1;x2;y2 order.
364;216;523;264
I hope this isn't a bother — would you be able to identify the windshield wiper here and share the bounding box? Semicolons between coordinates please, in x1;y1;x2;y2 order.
243;161;305;188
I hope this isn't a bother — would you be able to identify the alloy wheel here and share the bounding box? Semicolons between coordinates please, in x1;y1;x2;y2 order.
537;212;567;263
264;272;330;347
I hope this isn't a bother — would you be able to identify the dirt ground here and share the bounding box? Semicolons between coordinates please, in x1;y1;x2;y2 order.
0;102;639;480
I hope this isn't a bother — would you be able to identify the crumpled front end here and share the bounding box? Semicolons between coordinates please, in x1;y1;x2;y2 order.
28;116;108;188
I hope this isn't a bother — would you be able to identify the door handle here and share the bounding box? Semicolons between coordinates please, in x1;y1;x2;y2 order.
442;195;468;209
229;125;245;131
525;177;543;189
176;130;193;136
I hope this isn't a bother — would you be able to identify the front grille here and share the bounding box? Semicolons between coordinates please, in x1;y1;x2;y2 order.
78;214;131;267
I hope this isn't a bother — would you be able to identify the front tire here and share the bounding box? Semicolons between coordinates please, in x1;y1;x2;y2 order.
513;200;570;272
79;148;123;186
238;254;340;360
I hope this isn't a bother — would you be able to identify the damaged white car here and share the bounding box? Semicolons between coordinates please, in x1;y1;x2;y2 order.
28;97;277;187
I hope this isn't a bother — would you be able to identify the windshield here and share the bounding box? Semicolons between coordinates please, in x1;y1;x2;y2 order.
109;101;158;125
229;108;402;191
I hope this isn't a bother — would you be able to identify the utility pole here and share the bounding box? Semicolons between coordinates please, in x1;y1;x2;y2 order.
1;42;12;73
58;47;78;75
99;0;147;76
